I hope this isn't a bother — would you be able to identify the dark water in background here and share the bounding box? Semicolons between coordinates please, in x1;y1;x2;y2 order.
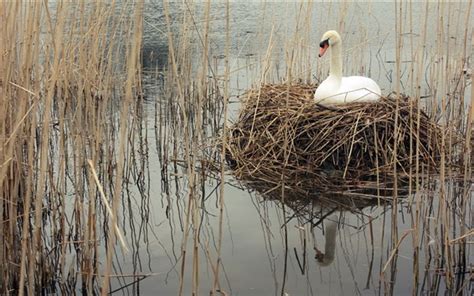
119;2;473;295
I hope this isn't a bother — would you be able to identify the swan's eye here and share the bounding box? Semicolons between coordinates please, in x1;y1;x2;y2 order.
319;39;329;48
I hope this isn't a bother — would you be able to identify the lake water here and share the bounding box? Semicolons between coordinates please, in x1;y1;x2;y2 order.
112;2;472;295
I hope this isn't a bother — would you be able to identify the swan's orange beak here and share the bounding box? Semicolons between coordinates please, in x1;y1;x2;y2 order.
319;44;329;57
319;39;330;57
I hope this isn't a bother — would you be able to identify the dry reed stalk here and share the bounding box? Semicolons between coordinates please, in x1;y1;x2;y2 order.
387;2;403;293
213;0;231;294
87;159;128;252
162;4;188;296
2;3;42;284
101;1;143;293
0;1;145;294
163;2;207;295
410;3;431;293
28;2;67;293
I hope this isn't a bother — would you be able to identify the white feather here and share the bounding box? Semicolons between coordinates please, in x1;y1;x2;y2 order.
314;30;382;104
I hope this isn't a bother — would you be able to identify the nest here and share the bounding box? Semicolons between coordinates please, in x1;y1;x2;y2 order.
226;83;442;209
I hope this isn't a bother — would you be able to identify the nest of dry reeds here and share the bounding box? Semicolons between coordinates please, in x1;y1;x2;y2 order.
226;83;442;208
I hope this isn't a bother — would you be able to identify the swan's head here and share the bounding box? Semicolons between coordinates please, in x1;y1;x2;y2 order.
318;30;341;57
315;250;333;266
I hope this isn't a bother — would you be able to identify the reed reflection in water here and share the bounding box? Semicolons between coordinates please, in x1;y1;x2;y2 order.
0;1;471;295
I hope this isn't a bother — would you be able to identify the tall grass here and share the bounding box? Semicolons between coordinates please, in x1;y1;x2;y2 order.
158;1;472;295
0;1;144;294
160;1;231;294
0;0;471;295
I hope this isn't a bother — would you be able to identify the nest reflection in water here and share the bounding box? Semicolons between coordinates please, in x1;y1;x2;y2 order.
226;83;443;211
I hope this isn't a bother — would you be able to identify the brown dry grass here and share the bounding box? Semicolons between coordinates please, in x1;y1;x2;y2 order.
226;83;447;209
0;1;144;294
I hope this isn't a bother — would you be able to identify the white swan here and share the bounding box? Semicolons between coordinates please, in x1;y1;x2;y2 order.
314;30;381;104
315;217;338;267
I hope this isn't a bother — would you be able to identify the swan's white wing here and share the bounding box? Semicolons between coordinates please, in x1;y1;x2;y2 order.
314;76;382;104
339;76;381;102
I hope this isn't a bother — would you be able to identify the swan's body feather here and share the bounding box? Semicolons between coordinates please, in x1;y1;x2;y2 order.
314;30;382;104
314;75;381;104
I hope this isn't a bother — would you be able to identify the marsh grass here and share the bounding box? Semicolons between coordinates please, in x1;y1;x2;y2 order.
159;1;472;295
0;1;146;294
0;0;472;295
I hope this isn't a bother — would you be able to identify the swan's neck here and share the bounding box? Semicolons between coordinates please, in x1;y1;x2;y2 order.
329;42;342;79
324;221;337;260
317;220;337;267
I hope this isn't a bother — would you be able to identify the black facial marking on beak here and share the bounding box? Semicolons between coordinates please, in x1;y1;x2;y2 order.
319;39;329;48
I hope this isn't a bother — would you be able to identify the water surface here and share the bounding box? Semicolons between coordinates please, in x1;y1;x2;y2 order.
120;2;474;295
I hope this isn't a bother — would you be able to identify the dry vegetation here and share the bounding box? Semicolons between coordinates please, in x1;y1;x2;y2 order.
226;83;445;203
0;0;472;295
0;1;144;294
157;2;472;295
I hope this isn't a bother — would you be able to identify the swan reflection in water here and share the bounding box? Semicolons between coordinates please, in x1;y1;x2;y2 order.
309;189;405;268
240;172;411;269
314;215;338;267
256;188;404;268
308;194;392;268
